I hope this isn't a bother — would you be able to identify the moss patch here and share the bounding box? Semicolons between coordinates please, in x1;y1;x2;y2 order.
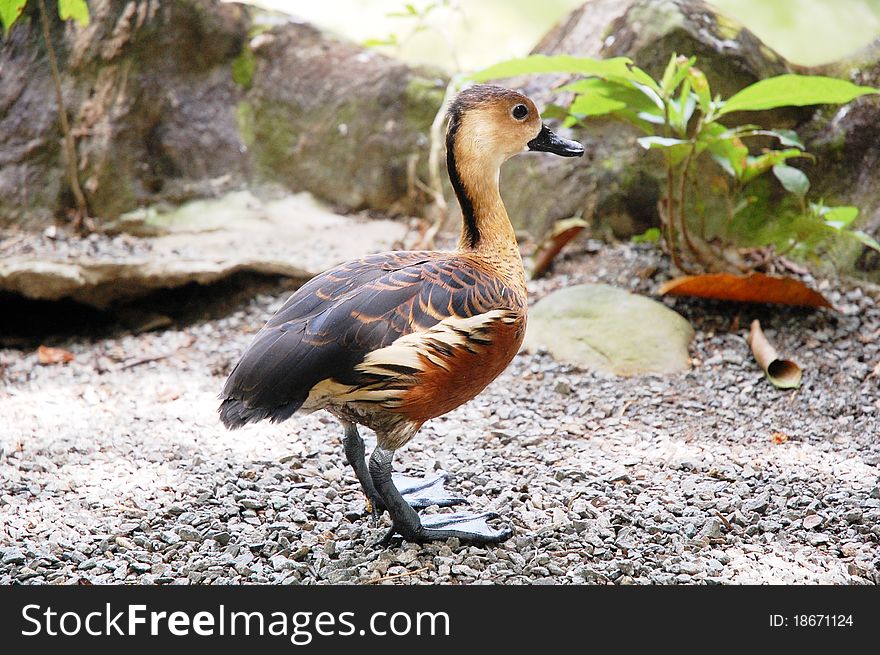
231;48;256;89
403;76;446;129
248;102;299;177
713;13;743;41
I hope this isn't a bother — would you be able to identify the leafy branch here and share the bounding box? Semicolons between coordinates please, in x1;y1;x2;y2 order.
469;53;880;274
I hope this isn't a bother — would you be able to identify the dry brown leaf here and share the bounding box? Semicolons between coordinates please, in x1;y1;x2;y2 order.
771;431;789;444
37;345;74;365
156;387;181;403
659;272;833;308
530;217;588;279
747;320;802;389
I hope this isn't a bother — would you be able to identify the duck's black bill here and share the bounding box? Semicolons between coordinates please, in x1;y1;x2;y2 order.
527;124;584;157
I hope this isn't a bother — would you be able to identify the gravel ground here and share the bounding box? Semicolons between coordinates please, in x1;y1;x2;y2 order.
1;241;878;585
0;226;154;260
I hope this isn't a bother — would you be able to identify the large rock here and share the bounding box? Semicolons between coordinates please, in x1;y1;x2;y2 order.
1;0;252;227
0;0;444;228
0;189;408;308
799;40;880;284
240;20;445;214
523;284;694;375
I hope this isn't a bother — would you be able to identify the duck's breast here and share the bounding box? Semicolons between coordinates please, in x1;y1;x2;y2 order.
359;308;526;422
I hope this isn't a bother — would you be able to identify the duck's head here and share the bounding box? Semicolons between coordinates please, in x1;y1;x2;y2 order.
446;84;584;168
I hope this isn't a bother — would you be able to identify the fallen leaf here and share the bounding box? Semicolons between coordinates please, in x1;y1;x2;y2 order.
156;387;181;403
530;217;588;279
771;431;789;444
37;345;74;365
747;320;802;389
659;272;833;308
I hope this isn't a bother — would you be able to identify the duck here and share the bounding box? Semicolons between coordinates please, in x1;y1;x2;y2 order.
219;84;583;544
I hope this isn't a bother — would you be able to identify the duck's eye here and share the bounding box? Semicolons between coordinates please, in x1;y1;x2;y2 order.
512;104;529;120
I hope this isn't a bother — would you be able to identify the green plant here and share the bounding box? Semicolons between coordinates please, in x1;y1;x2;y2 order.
470;54;880;274
2;0;91;231
364;1;463;71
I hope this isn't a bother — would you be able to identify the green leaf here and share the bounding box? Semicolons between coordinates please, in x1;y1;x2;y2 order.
666;77;692;135
632;227;661;244
659;53;679;94
637;136;691;165
727;127;805;149
637;136;689;148
562;77;662;118
627;67;663;95
610;108;658;135
568;92;626;117
468;54;639;84
765;129;804;149
741;148;805;183
702;123;748;178
0;0;27;31
687;67;712;115
772;164;810;198
539;103;569;121
711;153;738;177
719;74;879;115
670;93;696;135
363;35;398;48
660;54;695;97
58;0;89;26
822;205;859;230
850;230;880;253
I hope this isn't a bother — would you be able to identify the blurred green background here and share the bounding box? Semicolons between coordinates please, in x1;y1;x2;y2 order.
245;0;880;69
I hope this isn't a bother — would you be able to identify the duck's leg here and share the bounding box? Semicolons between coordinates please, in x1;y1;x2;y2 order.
342;422;383;517
369;446;513;545
342;423;464;514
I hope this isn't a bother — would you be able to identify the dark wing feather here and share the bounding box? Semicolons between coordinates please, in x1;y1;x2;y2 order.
219;251;520;428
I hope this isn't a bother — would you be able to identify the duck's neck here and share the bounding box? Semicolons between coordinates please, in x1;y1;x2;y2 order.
447;134;522;269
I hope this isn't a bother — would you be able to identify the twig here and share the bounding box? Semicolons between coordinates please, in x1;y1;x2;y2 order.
368;565;431;584
676;142;726;272
37;0;89;232
117;335;195;370
677;145;735;273
118;353;173;370
662;170;681;269
677;146;701;261
416;78;463;249
715;511;733;532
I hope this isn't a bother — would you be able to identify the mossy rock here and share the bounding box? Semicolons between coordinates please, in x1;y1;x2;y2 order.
798;38;880;284
524;283;694;376
242;21;446;215
0;1;446;228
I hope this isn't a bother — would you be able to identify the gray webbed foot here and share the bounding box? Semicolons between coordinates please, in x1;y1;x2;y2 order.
380;511;513;546
393;472;466;509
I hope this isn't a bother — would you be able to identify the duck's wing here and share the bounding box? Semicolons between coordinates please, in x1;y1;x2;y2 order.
219;252;522;428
